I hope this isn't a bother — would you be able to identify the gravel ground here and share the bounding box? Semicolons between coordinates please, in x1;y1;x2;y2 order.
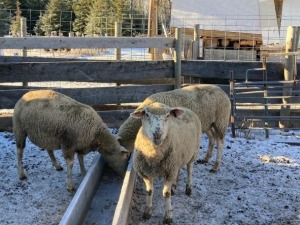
129;130;300;225
1;129;300;225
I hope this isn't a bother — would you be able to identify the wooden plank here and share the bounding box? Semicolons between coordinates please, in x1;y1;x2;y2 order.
181;61;287;80
99;110;133;128
0;56;83;62
59;155;106;225
0;109;133;132
172;28;262;42
0;37;175;49
112;156;136;225
1;60;294;83
0;85;174;109
0;61;174;83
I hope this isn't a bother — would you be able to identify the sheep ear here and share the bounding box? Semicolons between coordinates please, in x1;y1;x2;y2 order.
170;108;185;118
130;110;145;118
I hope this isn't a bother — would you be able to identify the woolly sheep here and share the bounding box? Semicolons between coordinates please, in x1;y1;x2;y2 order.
132;102;202;224
13;90;129;192
118;84;230;172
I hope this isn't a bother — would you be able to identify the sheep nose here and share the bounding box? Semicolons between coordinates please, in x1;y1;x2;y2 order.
153;132;162;145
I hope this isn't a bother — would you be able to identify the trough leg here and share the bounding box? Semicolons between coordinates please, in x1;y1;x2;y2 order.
142;177;154;220
46;150;63;171
77;154;86;176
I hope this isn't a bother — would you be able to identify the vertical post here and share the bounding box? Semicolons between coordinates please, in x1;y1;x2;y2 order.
20;17;28;87
279;26;300;129
192;24;200;59
148;0;157;60
191;24;201;83
229;71;236;138
174;28;182;89
114;22;122;105
114;22;122;60
20;17;27;57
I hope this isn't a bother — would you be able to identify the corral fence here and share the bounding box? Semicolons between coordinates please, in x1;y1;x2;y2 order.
230;70;300;138
1;28;300;134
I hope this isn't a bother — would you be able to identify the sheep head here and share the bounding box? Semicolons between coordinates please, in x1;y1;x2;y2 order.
131;102;185;146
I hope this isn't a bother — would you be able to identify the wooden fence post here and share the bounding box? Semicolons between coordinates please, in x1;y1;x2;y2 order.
174;28;182;89
20;17;28;87
279;26;300;129
192;24;200;59
114;22;122;61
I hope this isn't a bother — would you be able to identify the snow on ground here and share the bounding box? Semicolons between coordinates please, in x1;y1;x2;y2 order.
128;129;300;225
1;128;300;225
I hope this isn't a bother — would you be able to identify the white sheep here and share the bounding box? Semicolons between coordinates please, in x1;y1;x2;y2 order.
132;102;202;224
13;90;129;192
118;84;230;172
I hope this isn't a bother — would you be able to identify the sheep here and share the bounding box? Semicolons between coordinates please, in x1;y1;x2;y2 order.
13;90;129;192
118;84;231;172
132;102;202;224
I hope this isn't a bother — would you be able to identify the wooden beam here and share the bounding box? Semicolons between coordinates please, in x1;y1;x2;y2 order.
279;26;300;129
171;28;263;42
0;61;174;83
0;37;175;49
0;85;174;109
181;61;286;80
0;109;134;132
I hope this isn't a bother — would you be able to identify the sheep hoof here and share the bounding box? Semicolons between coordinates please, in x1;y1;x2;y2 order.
67;185;76;193
142;207;153;220
196;159;208;164
56;166;63;171
171;184;176;196
19;174;27;180
163;211;173;224
185;186;192;196
209;168;218;173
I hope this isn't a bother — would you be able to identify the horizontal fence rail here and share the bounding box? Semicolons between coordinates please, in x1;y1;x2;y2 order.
0;37;175;49
230;77;300;137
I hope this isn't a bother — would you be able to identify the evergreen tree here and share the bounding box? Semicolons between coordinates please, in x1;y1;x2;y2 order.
0;4;11;36
85;0;113;36
72;0;92;36
9;1;22;37
36;0;73;36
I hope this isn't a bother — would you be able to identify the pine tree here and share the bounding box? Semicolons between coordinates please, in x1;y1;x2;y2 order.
0;6;11;36
9;1;22;37
36;0;73;36
85;0;113;36
72;0;92;36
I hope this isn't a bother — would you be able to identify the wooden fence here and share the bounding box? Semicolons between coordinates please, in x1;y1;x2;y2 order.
1;34;300;132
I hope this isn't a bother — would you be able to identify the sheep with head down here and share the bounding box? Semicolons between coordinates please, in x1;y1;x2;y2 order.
132;102;202;224
13;90;129;192
118;84;230;172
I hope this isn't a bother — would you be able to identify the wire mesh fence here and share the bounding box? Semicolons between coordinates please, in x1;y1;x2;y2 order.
1;9;300;61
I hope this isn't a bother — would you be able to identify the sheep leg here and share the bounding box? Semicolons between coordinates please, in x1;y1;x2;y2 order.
46;150;63;171
198;128;215;164
63;151;75;192
77;154;86;176
162;179;174;224
17;146;27;180
210;137;224;173
186;161;194;196
171;171;179;196
142;177;154;220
